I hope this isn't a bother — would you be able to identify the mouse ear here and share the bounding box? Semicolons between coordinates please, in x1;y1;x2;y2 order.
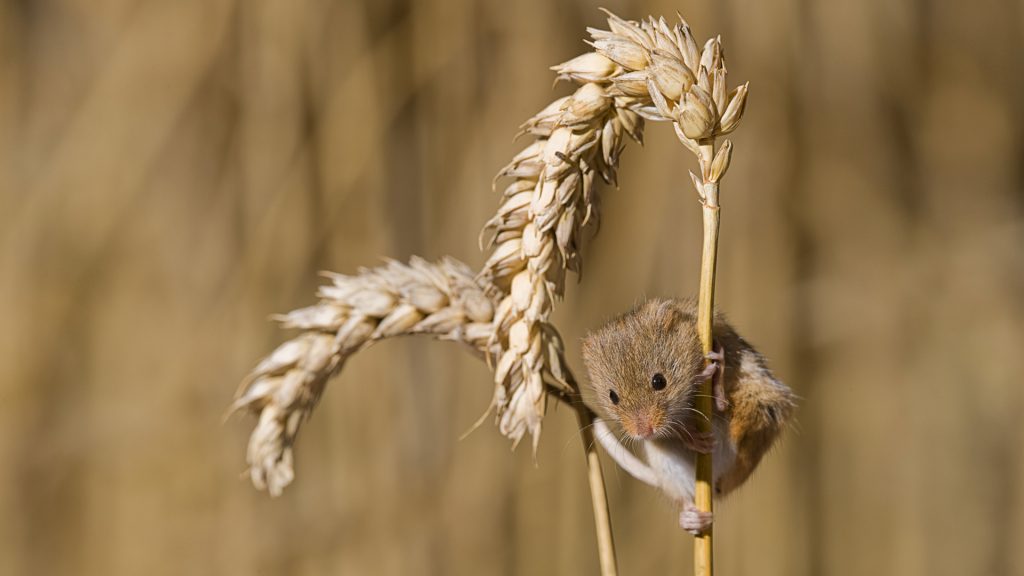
650;299;684;333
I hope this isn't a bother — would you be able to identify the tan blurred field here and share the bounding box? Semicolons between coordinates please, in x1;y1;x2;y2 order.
1;1;1023;575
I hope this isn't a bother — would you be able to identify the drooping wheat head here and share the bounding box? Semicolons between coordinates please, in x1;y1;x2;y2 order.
232;11;748;497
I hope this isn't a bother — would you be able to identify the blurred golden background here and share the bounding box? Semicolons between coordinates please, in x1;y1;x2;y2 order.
1;0;1023;575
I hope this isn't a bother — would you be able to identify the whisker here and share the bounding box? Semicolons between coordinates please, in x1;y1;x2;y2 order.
664;419;697;446
691;393;731;408
679;406;711;423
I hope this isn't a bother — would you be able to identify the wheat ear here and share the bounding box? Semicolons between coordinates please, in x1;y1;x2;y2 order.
481;11;747;452
230;256;499;495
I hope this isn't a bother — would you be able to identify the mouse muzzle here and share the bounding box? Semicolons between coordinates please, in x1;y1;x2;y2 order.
622;408;665;440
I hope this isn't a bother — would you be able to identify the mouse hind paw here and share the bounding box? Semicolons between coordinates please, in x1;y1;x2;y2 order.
680;503;713;535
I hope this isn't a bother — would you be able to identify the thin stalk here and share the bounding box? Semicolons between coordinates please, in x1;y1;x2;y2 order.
694;143;721;576
557;372;619;576
576;404;618;576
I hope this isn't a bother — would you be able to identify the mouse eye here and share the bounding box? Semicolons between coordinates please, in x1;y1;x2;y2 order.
609;390;620;405
651;373;667;391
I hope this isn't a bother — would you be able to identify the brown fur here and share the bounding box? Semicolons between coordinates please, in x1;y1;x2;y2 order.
581;298;796;495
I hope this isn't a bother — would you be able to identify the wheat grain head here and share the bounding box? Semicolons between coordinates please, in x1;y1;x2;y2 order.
231;257;499;495
480;10;748;449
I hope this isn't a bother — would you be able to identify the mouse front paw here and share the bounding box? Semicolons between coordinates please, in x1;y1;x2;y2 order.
680;503;713;535
682;428;716;454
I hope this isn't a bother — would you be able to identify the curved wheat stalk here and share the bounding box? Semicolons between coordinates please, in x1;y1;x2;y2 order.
234;10;748;488
232;10;749;576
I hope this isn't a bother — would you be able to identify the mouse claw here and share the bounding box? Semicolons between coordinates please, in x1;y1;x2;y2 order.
683;428;716;454
680;503;713;535
705;348;724;363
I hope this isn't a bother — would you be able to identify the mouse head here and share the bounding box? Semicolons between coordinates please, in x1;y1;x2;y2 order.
582;299;706;441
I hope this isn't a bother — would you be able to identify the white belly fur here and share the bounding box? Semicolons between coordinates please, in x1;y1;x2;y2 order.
642;418;736;504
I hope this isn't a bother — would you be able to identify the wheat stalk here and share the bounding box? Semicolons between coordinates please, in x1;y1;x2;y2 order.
484;15;747;572
232;11;747;575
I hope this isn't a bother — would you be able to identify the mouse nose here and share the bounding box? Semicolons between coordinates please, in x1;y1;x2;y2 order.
633;414;656;439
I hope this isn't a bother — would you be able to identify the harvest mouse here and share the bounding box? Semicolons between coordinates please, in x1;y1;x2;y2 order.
581;298;795;534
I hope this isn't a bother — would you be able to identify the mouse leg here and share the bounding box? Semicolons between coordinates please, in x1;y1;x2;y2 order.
680;501;713;535
682;342;725;453
705;341;728;412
